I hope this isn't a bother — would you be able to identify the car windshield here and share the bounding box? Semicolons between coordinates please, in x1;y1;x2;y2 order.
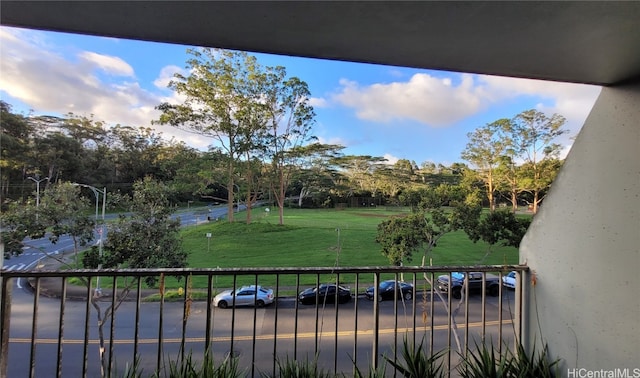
451;272;465;280
380;281;394;289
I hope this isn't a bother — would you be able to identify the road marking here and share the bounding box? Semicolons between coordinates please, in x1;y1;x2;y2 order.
2;263;26;271
8;320;511;345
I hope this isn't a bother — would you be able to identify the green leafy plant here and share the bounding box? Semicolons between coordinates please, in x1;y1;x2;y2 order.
351;355;387;378
458;340;559;378
457;341;510;378
385;337;446;378
162;349;244;378
114;355;143;378
263;355;334;378
504;342;559;378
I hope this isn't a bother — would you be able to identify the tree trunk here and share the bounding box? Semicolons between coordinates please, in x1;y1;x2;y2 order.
277;169;285;225
226;161;234;222
245;193;252;224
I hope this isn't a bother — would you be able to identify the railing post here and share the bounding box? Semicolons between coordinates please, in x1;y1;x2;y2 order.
516;269;528;352
0;262;12;378
372;272;380;369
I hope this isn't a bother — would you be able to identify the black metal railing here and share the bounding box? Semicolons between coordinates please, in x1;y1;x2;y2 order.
1;265;528;377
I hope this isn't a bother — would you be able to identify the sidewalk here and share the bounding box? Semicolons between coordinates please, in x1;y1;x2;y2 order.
27;251;158;302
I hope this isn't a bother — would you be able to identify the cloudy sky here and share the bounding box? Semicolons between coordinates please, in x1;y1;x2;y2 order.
0;26;602;166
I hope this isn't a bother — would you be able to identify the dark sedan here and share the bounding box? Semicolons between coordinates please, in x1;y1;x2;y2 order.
298;284;351;305
365;280;413;301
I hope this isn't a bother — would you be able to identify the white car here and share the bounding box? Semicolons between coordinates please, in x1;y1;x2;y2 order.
213;285;274;308
502;271;517;289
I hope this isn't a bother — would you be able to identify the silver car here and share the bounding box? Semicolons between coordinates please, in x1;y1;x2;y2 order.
213;285;274;308
502;271;517;289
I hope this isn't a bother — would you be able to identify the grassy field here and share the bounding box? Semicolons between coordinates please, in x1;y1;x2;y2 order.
169;207;522;290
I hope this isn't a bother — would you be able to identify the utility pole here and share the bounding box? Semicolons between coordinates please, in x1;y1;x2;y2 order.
72;183;106;297
27;176;49;220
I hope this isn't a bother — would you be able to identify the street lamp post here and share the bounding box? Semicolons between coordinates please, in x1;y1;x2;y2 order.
27;176;49;219
73;183;106;297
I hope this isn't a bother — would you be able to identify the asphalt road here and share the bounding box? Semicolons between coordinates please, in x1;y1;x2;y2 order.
4;286;516;377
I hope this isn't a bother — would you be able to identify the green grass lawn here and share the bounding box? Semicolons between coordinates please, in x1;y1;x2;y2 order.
169;207;522;290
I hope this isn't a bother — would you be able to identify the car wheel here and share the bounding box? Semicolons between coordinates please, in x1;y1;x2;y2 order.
256;300;265;308
489;285;499;297
378;294;383;302
403;291;413;300
452;288;462;300
218;300;228;309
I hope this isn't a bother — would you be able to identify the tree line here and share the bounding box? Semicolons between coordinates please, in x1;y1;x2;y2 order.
2;48;567;223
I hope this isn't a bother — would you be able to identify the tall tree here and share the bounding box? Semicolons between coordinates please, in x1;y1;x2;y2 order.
461;119;511;211
494;155;522;212
507;109;567;213
261;68;317;225
0;101;34;201
332;155;388;196
289;143;345;207
156;48;267;222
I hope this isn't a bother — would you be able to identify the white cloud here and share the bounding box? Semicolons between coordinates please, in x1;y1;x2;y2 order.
154;65;183;89
308;96;328;108
333;73;485;126
78;51;134;77
0;27;163;129
332;73;601;134
382;153;399;165
316;135;347;147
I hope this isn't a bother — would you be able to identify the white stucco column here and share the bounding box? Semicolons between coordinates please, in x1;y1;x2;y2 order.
519;81;640;375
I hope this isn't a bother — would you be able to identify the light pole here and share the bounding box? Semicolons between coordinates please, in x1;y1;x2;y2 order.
73;183;106;297
27;176;49;219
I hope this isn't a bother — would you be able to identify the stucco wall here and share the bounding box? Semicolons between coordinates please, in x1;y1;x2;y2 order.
519;82;640;375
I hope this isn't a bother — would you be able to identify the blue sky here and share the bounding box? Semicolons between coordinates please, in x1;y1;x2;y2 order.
1;26;602;166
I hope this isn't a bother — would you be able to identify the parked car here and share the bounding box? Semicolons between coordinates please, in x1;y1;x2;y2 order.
298;284;351;305
502;271;517;289
365;280;414;301
437;272;500;299
213;285;274;308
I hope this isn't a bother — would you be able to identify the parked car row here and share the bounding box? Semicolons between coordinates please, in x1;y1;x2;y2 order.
212;273;517;308
436;271;518;299
212;280;416;308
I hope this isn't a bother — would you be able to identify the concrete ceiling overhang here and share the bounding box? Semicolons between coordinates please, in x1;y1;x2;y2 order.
2;1;640;86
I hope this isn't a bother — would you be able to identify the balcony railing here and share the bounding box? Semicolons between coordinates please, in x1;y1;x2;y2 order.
1;265;528;377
